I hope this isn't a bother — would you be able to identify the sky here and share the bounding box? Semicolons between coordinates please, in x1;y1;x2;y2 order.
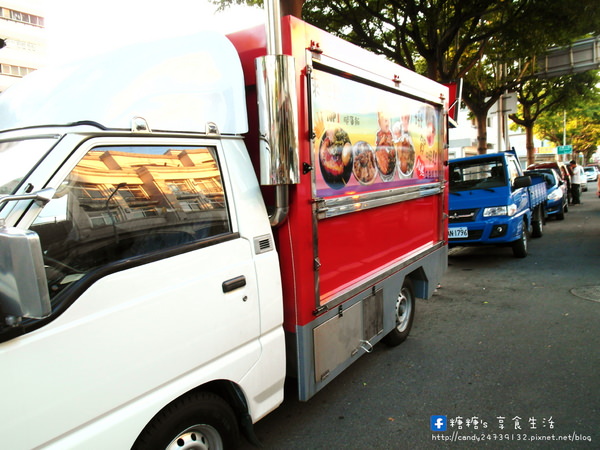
45;0;265;62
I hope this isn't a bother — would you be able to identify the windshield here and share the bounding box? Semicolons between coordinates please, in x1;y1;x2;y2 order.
449;158;506;192
0;138;59;196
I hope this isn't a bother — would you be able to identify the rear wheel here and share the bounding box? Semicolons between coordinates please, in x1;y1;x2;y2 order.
512;224;528;258
531;205;543;238
382;279;415;347
132;391;239;450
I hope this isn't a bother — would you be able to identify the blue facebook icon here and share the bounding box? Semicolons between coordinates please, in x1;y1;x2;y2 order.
430;415;447;432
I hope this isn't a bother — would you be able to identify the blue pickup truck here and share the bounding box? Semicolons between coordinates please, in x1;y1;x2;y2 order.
448;151;547;258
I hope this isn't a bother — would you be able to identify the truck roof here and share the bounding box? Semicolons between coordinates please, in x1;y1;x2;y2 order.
0;31;248;134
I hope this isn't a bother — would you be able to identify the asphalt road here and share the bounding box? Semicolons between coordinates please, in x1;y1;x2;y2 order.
240;185;600;450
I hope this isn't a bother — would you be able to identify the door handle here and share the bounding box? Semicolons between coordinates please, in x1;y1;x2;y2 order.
222;275;246;293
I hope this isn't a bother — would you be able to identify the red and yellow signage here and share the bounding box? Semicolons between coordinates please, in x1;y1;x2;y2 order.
312;69;443;198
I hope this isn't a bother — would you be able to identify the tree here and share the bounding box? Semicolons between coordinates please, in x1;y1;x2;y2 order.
213;0;303;17
457;0;600;154
215;0;600;153
461;58;532;154
535;97;600;164
509;71;600;165
302;0;536;83
216;0;537;83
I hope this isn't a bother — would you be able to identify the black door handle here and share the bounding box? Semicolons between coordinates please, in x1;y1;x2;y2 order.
222;275;246;293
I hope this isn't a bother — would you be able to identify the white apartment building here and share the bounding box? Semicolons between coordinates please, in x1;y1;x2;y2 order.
0;0;46;93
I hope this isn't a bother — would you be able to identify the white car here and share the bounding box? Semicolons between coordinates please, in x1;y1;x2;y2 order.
584;166;598;182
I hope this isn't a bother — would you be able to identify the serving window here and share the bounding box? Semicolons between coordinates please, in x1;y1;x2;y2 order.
308;67;444;218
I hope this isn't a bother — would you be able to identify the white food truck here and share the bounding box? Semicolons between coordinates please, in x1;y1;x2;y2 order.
0;12;449;449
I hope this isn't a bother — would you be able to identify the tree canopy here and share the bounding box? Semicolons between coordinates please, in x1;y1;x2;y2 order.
214;0;600;153
509;71;600;164
534;94;600;163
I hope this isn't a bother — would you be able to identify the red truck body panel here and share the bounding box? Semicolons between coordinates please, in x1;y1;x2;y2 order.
229;16;448;331
231;20;447;402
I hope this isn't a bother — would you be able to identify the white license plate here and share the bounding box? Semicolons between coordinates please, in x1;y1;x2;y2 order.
449;227;469;238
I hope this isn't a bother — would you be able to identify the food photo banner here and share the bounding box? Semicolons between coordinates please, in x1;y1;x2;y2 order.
311;69;442;199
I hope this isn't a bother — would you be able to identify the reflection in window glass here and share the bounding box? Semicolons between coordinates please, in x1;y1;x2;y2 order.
31;145;231;302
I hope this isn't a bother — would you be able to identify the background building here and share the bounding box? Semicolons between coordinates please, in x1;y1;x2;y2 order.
0;0;46;93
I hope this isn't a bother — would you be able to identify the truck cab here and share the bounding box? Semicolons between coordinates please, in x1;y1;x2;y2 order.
0;30;286;449
448;151;546;258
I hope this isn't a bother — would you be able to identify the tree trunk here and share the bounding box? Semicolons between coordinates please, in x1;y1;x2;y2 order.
280;0;304;17
475;111;488;154
525;123;535;166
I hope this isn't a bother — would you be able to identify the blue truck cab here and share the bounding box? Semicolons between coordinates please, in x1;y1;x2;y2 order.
448;151;547;258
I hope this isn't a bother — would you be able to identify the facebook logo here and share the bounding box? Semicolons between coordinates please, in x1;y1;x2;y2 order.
431;415;447;432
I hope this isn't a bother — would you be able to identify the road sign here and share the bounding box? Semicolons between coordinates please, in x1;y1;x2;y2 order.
557;145;573;155
537;36;600;78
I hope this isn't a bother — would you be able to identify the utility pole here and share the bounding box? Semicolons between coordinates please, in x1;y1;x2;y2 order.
497;94;503;152
563;110;567;162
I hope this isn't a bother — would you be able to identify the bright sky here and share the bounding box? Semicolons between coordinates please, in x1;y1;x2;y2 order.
45;0;265;62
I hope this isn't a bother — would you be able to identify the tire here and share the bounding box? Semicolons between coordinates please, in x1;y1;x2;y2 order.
132;391;239;450
531;206;543;238
511;224;528;258
382;279;416;347
556;202;565;220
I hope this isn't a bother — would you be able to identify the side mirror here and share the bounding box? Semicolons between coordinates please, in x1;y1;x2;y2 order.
0;225;51;326
513;175;532;189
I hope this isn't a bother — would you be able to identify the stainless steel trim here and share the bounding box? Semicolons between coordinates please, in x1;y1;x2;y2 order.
255;54;300;186
264;0;283;56
311;55;446;106
316;182;443;219
0;226;51;321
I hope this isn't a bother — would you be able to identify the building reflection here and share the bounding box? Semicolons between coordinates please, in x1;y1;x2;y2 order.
33;145;230;282
71;146;226;230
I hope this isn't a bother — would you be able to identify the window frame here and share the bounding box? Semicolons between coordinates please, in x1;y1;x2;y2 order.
31;136;233;249
36;135;239;233
21;135;239;317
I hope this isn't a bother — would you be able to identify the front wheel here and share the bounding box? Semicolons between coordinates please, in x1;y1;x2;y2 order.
382;279;415;347
132;391;240;450
511;224;528;258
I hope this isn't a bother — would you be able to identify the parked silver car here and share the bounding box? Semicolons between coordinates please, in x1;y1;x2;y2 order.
584;166;598;182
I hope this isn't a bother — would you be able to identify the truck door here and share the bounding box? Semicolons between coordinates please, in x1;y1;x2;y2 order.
1;137;262;448
507;156;529;214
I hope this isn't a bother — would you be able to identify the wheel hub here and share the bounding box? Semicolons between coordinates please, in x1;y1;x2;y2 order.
166;425;223;450
395;289;412;332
